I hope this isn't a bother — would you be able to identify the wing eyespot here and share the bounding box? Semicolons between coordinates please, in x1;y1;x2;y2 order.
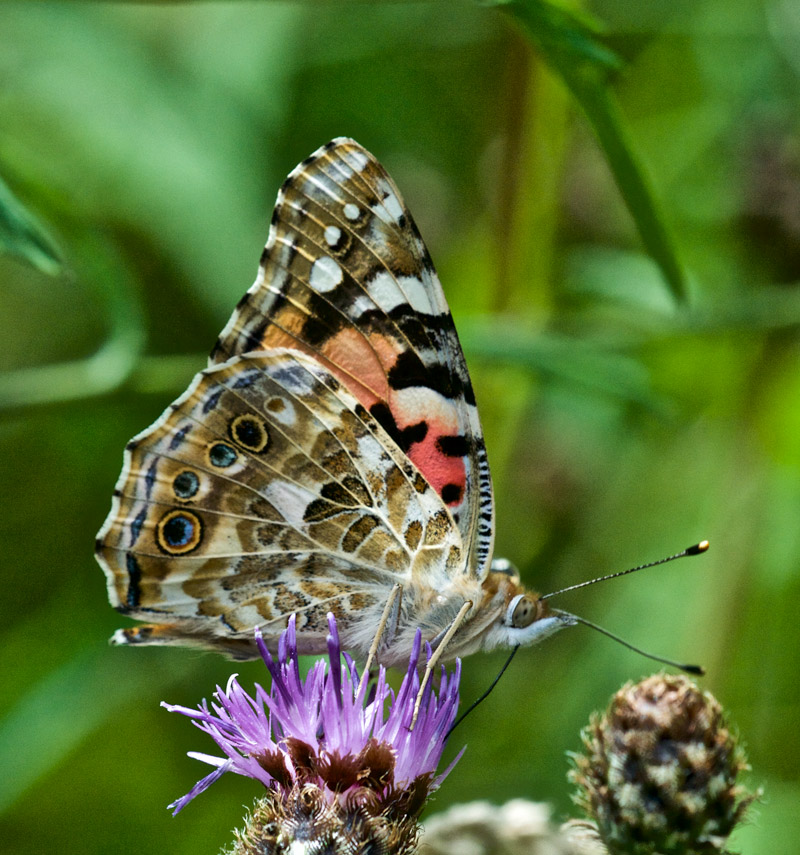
172;470;200;500
208;442;238;468
156;510;203;555
228;414;270;453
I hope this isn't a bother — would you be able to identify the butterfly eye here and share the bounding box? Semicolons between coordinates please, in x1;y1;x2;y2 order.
507;594;539;629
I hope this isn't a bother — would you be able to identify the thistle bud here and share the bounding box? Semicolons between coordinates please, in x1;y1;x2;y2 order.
570;674;758;855
228;782;421;855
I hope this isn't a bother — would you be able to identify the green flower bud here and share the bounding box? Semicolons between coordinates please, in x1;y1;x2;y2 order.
570;674;758;855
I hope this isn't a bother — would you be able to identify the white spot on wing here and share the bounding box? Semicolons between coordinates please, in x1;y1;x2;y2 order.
365;271;435;315
399;274;434;314
303;172;346;202
394;387;459;433
351;293;377;316
366;270;405;312
347;150;369;172
262;481;315;527
324;225;342;247
309;256;343;292
344;203;360;221
379;191;404;225
266;397;296;427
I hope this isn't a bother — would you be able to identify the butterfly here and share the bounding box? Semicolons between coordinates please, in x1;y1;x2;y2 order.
96;138;573;667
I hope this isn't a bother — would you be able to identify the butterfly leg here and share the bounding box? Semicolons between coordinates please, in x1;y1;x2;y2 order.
358;583;403;698
410;599;472;731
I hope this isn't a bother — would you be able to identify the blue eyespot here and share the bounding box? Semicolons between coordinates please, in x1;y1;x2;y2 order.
209;443;237;467
157;510;202;554
173;470;199;499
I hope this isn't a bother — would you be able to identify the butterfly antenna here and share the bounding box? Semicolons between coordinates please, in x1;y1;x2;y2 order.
540;541;709;601
554;609;704;675
445;646;519;740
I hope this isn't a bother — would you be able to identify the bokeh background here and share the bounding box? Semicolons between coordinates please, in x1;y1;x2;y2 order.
1;1;797;852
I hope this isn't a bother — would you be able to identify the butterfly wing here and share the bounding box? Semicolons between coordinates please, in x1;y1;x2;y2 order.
211;139;494;580
96;349;463;659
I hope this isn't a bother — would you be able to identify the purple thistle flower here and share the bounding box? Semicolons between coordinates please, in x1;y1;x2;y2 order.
163;613;463;830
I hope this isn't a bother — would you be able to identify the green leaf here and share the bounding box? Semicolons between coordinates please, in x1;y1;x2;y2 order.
0;173;62;276
0;646;206;815
493;0;688;303
461;316;665;412
0;240;145;409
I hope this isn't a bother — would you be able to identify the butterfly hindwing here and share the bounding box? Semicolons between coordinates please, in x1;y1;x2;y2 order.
211;138;494;579
97;349;463;658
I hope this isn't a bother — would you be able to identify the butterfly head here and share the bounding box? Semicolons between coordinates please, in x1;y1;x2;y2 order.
478;558;577;653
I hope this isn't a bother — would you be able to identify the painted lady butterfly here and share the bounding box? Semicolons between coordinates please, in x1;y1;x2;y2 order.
96;139;572;666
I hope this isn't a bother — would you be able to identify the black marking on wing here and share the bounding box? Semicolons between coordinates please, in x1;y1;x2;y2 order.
300;289;348;347
202;388;223;414
242;320;268;354
387;349;475;406
169;425;191;451
130;507;147;547
233;372;259;389
369;402;428;453
436;435;471;457
144;459;158;496
441;483;463;504
354;305;454;356
125;553;142;609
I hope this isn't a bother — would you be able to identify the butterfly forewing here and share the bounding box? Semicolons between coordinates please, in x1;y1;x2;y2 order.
211;138;494;579
97;349;463;657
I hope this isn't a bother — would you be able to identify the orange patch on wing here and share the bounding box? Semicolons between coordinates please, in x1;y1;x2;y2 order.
321;328;391;403
387;386;467;508
258;325;386;410
408;428;466;506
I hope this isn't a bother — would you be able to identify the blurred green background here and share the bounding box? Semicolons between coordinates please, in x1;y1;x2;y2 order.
1;1;797;852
